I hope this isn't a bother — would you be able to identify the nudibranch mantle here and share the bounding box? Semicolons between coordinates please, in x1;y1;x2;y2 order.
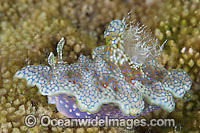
14;19;192;118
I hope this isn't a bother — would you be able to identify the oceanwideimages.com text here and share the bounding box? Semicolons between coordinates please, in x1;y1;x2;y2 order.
24;114;175;129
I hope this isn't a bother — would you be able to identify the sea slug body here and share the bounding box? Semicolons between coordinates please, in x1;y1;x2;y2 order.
14;18;192;118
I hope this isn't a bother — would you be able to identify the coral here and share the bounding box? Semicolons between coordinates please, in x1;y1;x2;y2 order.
0;0;98;132
138;0;200;85
0;0;137;132
60;0;133;43
0;0;199;132
135;0;200;132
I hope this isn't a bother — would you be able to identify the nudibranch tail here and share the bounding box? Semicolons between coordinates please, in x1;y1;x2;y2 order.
14;17;192;119
104;20;125;49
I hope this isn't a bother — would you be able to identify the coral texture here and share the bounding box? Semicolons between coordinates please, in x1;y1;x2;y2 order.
0;0;199;132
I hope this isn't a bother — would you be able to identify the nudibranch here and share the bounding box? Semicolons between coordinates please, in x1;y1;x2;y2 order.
14;18;192;118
